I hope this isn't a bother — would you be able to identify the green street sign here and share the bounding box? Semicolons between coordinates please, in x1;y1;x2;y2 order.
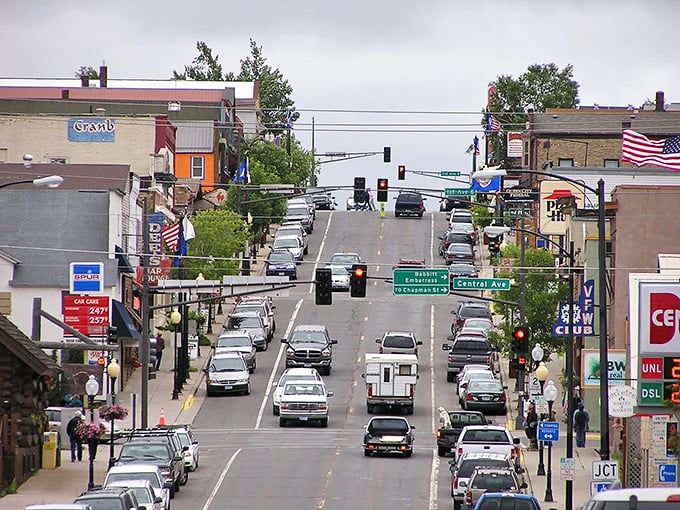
452;277;511;291
393;268;449;296
445;188;476;197
440;171;461;177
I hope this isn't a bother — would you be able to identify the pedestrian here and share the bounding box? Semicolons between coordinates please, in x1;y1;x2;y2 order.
155;332;165;370
366;188;376;211
525;401;539;450
574;402;590;447
66;411;83;462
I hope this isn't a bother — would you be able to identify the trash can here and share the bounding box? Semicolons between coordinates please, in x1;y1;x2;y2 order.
42;431;58;469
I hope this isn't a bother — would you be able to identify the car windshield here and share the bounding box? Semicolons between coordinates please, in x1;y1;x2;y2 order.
471;472;517;490
448;245;472;254
450;265;475;273
330;254;360;265
216;336;251;348
119;444;169;461
289;331;328;344
274;238;299;249
278;227;303;235
458;458;510;477
210;358;246;372
128;487;152;504
106;472;160;488
286;207;308;216
269;252;294;263
464;371;495;382
468;381;503;392
234;305;264;317
75;497;127;510
330;266;348;275
227;316;261;329
283;383;325;396
279;374;317;387
383;335;415;348
368;418;409;435
465;320;492;330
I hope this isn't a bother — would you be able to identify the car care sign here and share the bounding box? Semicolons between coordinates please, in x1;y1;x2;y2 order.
638;282;680;406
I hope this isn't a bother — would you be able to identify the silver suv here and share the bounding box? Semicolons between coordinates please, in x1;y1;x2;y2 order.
233;296;276;341
376;331;423;356
222;311;268;351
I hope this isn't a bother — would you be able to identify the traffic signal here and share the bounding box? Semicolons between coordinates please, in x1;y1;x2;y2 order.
350;263;368;298
315;268;332;305
511;357;528;371
354;176;366;203
512;326;530;354
398;165;406;180
488;238;501;255
377;178;388;202
106;325;118;344
383;147;391;163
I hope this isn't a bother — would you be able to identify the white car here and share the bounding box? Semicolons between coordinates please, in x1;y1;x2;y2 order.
277;222;309;254
214;330;256;373
106;479;164;510
272;367;323;415
205;351;251;396
173;425;200;472
103;463;170;510
329;265;350;291
272;235;304;262
279;379;332;427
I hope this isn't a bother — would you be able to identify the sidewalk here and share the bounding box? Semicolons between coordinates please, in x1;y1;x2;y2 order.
2;254;268;509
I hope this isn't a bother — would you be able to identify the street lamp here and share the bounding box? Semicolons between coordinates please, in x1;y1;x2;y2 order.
475;167;609;466
535;361;549;476
106;358;120;470
544;380;559;503
84;375;99;489
0;174;64;190
170;309;182;400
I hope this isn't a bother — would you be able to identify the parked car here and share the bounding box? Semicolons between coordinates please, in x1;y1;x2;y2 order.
233;295;276;341
272;235;304;262
265;249;297;280
105;480;164;510
272;367;324;415
464;467;527;509
449;452;517;505
581;487;680;510
457;369;497;405
442;336;495;382
306;188;336;210
440;231;474;255
285;204;314;233
445;243;474;265
222;311;268;351
472;493;540;510
171;425;200;472
276;222;309;254
395;191;426;218
73;487;139;510
115;441;184;498
204;351;251;397
375;331;423;356
452;302;493;335
449;264;479;288
103;463;170;509
214;331;256;373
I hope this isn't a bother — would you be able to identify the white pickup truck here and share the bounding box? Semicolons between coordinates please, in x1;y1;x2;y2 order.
454;425;522;469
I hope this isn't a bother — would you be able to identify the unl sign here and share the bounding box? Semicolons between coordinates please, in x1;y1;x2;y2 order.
639;283;680;353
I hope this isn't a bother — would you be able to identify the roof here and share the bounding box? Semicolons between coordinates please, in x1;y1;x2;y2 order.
531;109;680;136
0;314;60;375
0;163;131;192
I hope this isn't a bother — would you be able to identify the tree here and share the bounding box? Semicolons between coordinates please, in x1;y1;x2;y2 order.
75;66;99;79
486;63;580;168
183;209;250;280
491;244;568;362
172;41;224;81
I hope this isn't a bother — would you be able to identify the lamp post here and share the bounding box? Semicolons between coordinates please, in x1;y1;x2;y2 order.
535;361;549;476
170;309;182;400
544;380;559;503
0;174;64;190
84;375;99;489
476;168;609;464
106;358;120;470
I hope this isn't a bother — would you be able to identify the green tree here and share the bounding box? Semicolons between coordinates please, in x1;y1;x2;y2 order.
486;63;580;168
75;66;99;79
172;41;224;81
184;209;250;280
491;245;568;361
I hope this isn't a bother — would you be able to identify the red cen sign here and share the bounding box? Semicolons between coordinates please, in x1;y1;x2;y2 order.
63;295;110;337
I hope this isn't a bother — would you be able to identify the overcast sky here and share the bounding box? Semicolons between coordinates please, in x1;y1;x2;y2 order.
2;0;679;205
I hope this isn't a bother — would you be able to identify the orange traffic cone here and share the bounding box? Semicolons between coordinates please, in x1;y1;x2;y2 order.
158;407;166;426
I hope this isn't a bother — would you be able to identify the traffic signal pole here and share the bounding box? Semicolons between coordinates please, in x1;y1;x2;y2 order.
515;203;528;431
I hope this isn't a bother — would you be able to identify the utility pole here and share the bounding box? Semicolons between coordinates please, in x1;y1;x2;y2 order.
515;202;527;430
140;197;151;428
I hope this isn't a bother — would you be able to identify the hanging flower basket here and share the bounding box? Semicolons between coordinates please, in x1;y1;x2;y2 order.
75;421;107;442
98;404;128;421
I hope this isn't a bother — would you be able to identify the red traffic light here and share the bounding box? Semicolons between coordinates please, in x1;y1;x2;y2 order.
514;328;526;339
97;356;106;366
398;165;406;180
378;178;388;189
353;267;365;277
518;357;526;366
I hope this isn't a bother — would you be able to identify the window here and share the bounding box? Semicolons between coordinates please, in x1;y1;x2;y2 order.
557;158;574;167
50;157;67;164
604;159;619;168
190;156;205;179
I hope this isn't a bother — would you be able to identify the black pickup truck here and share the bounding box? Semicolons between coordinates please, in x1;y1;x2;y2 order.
436;410;491;457
395;191;426;217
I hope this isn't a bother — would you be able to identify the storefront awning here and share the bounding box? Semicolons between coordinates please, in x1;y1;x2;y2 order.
115;245;134;273
112;299;141;340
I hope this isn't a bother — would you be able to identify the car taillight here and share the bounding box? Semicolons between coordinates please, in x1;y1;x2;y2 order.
448;354;453;363
466;394;474;401
410;385;415;398
436;430;442;439
457;447;463;458
367;385;372;397
499;394;506;402
453;477;459;489
666;495;680;502
465;491;472;504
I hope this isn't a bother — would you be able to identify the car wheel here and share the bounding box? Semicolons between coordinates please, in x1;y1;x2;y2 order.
262;341;268;352
438;446;447;457
304;246;309;255
279;417;287;427
446;372;455;383
323;366;331;376
181;469;188;485
206;387;214;397
169;484;175;499
174;477;181;493
272;321;276;333
244;383;251;396
364;449;371;457
273;404;279;416
320;417;328;428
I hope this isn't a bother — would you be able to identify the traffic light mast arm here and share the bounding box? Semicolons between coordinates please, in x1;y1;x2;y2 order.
317;152;386;165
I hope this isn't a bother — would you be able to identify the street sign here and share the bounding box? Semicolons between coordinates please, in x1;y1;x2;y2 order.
70;262;104;294
560;457;575;481
440;171;461;177
592;460;619;481
590;482;614;495
537;421;559;442
660;464;677;483
392;268;449;296
452;277;511;291
445;188;476;197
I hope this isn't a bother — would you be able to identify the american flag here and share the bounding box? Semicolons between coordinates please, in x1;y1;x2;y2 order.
162;222;180;252
285;110;294;130
486;113;502;132
622;129;680;171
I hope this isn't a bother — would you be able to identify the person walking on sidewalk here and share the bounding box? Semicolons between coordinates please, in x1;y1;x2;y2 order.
155;332;166;370
525;401;539;450
574;402;590;447
66;411;84;462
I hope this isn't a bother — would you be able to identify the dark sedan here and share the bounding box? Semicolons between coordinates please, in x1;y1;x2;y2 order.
265;250;297;279
449;264;478;288
444;243;474;265
462;380;507;414
439;231;474;256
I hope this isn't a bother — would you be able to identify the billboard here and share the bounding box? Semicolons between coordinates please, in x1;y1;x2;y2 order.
538;181;586;235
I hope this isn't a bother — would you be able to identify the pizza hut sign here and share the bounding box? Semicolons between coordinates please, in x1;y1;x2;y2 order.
639;283;680;354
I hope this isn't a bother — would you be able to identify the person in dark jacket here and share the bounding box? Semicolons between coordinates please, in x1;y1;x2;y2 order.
525;401;539;450
66;411;84;462
155;332;166;370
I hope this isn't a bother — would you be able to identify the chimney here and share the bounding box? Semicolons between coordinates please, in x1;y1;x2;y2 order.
81;75;90;87
61;89;69;99
99;65;108;88
656;90;665;111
